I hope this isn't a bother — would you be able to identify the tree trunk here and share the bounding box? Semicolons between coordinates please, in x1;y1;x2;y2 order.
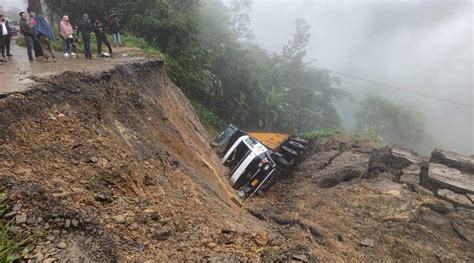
28;0;43;14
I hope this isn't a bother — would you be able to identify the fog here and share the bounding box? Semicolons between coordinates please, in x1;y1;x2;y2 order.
245;0;472;155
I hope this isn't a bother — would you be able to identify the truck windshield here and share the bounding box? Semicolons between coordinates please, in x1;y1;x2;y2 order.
225;142;251;174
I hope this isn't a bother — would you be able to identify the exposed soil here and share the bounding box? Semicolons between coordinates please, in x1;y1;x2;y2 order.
0;58;472;262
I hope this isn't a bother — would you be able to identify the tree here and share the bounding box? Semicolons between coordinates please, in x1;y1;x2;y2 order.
228;0;254;40
356;96;425;146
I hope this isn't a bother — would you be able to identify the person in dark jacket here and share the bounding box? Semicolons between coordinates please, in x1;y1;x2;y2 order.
19;11;34;61
109;14;121;47
94;17;112;56
29;12;44;58
0;14;13;58
77;13;93;59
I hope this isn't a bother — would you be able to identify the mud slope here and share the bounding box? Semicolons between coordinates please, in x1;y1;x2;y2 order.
0;60;265;261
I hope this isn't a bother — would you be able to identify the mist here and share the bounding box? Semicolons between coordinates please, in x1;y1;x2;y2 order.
246;0;472;155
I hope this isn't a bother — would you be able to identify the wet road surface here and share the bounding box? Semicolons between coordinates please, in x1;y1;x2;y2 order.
0;38;147;95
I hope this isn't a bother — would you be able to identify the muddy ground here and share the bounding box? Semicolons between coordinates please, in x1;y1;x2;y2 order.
0;58;473;262
0;39;146;94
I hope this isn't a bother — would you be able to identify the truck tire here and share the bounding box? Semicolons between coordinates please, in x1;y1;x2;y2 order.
281;146;298;156
272;154;290;168
291;137;309;146
286;140;305;151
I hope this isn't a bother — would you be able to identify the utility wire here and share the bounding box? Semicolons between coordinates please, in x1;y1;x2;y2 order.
264;48;473;108
313;65;474;108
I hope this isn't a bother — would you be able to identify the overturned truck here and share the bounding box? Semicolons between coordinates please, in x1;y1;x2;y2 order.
215;125;308;201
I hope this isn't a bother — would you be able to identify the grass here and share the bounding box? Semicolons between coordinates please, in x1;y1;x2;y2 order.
16;29;164;58
0;193;40;263
301;127;384;146
191;101;226;134
300;127;347;139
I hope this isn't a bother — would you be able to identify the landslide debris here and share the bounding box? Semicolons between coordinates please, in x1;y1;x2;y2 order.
247;136;474;261
1;60;472;262
0;60;266;261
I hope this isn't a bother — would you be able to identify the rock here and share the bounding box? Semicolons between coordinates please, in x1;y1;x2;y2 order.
420;210;449;226
33;253;44;262
318;152;369;188
57;241;67;249
154;227;171;241
15;213;27;224
64;219;71;229
254;231;268;246
4;211;18;219
421;163;474;195
43;258;57;263
95;193;113;203
360;238;375;247
27;215;36;225
12;203;22;212
399;164;421;185
391;147;424;167
365;146;423;180
451;222;474;242
292;254;308;261
412;185;434;196
113;214;127;224
95;128;108;137
467;194;474;203
424;199;454;214
71;218;79;227
431;149;474;174
27;259;35;263
89;157;99;163
336;234;344;242
144;174;156;186
437;189;473;207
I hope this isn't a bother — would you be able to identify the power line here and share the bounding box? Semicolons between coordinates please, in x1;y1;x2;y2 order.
263;48;472;108
312;66;474;108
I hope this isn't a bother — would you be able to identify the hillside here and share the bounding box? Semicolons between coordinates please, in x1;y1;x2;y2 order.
0;60;472;262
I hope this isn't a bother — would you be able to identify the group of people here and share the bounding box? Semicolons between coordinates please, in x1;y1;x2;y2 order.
0;11;122;63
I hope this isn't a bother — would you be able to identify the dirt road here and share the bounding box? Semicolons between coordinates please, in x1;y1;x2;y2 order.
0;38;146;95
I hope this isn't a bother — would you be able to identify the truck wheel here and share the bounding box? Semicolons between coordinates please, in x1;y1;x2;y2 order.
291;137;309;146
286;140;305;151
281;146;298;156
272;154;290;168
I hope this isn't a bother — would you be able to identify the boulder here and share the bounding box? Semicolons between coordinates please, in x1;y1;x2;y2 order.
420;163;474;195
317;152;369;188
437;189;472;208
399;164;421;185
365;146;424;180
431;149;474;174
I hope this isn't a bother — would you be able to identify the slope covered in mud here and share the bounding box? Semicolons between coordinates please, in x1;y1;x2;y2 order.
0;60;472;262
0;60;266;261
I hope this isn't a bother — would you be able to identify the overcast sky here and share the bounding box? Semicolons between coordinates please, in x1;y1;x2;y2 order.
0;0;27;10
248;0;473;154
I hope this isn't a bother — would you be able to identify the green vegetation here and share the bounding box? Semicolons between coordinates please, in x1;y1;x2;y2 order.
0;194;38;263
191;101;226;134
355;96;426;149
42;0;349;133
300;127;346;139
16;30;164;57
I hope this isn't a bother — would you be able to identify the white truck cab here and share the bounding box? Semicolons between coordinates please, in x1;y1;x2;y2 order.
221;135;276;198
